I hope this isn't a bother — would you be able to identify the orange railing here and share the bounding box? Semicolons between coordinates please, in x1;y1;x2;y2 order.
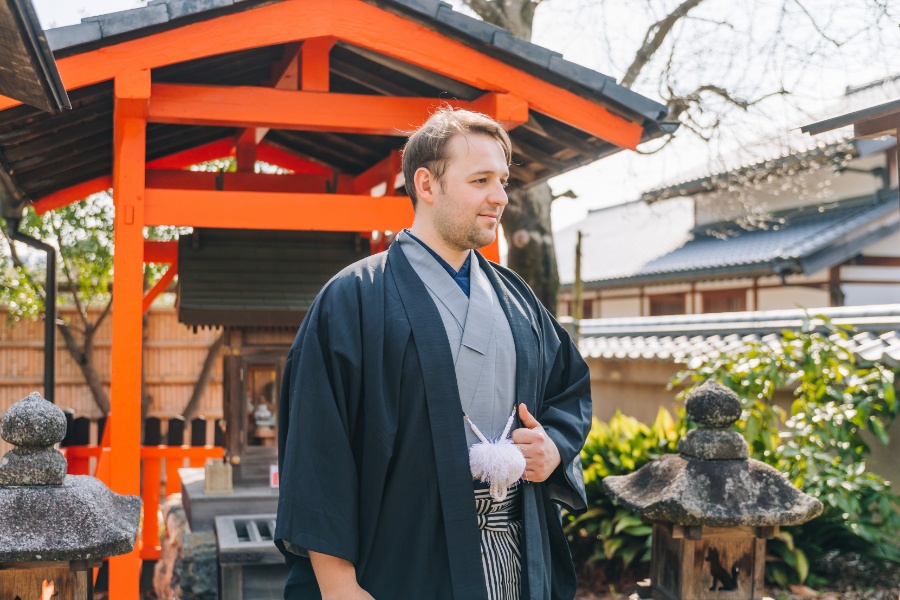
62;444;223;560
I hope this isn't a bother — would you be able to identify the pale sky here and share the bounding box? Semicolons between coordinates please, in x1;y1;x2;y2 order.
32;0;900;232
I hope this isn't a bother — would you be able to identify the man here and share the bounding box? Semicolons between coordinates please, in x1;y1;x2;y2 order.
275;108;592;600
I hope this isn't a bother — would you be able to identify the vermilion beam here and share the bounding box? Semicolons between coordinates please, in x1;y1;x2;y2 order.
234;43;304;171
32;139;332;215
142;264;178;313
144;188;414;231
143;240;178;263
256;142;333;174
301;36;336;92
0;0;642;149
109;69;150;599
146;169;335;193
146;138;234;170
352;150;402;195
34;139;234;215
0;0;642;147
147;85;525;136
33;176;112;215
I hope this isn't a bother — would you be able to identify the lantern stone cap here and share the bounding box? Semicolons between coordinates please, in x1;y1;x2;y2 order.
0;392;141;562
602;380;824;527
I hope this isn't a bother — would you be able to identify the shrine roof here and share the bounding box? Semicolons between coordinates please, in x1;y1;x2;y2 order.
0;0;674;219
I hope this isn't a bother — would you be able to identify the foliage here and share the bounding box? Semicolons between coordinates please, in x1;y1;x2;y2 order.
569;315;900;589
564;408;685;576
671;314;900;586
1;197;114;319
0;191;186;413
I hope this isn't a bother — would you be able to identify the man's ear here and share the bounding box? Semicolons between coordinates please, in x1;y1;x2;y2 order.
414;167;435;206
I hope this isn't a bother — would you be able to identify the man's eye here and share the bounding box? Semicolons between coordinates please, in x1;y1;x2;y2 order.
474;178;487;184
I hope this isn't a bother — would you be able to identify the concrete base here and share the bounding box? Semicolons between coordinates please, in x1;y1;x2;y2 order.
179;468;279;532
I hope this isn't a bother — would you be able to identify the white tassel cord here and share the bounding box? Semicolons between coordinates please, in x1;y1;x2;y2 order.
467;408;525;502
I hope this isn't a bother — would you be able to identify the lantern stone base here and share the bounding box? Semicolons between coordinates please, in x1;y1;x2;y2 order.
650;522;776;600
0;559;100;600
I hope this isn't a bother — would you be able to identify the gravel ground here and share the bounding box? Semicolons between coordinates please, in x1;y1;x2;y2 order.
575;553;900;600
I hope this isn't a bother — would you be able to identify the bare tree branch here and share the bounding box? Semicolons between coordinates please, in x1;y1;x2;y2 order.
463;0;505;27
790;0;843;47
635;134;676;155
49;217;89;332
620;0;707;89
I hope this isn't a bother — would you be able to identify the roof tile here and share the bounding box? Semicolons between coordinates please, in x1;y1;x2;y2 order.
45;22;102;52
491;30;561;69
83;4;170;37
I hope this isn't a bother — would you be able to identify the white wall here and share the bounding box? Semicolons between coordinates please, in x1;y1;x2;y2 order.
599;298;642;318
843;284;900;306
757;286;829;311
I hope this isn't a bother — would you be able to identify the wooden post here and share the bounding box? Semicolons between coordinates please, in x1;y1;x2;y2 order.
573;231;583;335
109;69;150;599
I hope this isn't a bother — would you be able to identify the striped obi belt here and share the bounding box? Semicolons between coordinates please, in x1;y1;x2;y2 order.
474;480;523;600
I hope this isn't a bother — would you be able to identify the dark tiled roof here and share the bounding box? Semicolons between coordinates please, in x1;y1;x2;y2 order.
0;0;68;112
42;0;667;123
177;229;370;327
578;304;900;367
582;190;899;288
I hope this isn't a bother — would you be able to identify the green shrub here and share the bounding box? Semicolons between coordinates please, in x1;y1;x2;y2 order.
569;315;900;589
564;408;684;576
672;315;900;586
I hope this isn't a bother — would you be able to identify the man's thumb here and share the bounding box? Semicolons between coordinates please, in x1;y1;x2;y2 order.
518;403;540;429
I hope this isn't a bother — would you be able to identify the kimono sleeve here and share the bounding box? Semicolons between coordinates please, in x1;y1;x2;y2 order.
274;304;364;565
536;311;592;514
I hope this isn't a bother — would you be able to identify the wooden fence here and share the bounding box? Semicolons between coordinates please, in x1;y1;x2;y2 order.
61;412;225;560
0;306;223;454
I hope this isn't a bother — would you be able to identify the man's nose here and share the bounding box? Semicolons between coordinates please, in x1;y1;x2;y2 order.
488;182;509;206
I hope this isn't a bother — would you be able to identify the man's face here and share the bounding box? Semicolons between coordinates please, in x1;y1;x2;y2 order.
430;133;510;252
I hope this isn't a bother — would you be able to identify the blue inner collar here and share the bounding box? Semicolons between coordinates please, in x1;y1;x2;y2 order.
404;229;471;298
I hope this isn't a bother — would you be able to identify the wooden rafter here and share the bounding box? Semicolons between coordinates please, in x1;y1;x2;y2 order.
351;150;402;195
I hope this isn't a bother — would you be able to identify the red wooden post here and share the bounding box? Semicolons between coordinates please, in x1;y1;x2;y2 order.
109;68;151;599
141;452;162;560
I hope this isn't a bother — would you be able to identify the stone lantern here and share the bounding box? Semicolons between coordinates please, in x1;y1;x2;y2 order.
603;381;823;600
0;392;141;600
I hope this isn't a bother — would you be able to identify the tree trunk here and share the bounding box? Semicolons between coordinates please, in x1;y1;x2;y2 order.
181;332;225;421
502;182;559;314
58;323;111;414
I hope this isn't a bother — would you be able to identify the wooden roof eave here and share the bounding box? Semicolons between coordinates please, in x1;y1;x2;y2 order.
0;0;645;149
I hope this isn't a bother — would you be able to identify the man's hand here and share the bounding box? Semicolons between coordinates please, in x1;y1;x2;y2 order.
512;404;561;483
308;551;375;600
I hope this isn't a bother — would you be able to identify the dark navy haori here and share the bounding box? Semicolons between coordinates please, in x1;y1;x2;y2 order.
275;238;593;600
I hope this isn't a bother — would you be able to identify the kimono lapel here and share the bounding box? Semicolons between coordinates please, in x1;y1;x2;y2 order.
476;253;539;418
455;258;493;411
477;252;547;600
386;242;488;600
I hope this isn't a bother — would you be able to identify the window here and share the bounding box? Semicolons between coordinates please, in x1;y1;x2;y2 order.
581;299;593;319
702;289;746;313
649;293;686;316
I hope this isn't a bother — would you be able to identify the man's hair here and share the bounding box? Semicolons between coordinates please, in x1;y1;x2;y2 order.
401;107;512;208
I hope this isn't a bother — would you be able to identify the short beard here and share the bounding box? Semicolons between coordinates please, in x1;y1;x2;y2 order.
433;204;498;251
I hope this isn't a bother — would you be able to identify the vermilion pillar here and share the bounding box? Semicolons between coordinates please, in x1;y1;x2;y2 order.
109;69;150;599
